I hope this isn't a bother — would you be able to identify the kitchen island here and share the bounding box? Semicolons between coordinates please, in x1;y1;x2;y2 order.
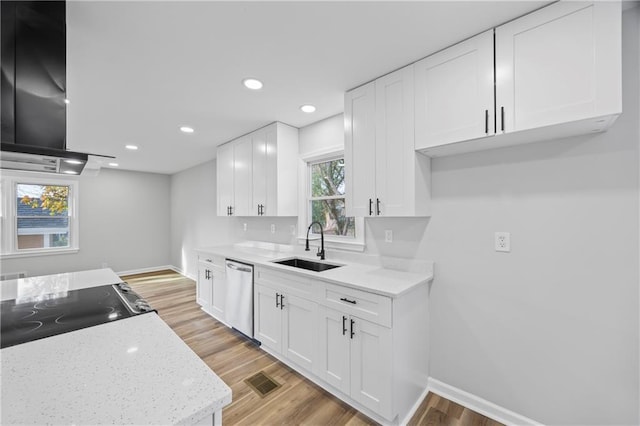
0;269;232;425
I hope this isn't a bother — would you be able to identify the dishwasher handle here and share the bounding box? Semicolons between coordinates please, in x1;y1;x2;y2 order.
226;262;252;273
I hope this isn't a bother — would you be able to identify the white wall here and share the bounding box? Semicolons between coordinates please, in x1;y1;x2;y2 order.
170;160;234;278
1;168;172;277
298;113;344;156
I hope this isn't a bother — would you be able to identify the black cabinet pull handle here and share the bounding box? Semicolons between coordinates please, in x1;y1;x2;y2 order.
342;316;347;335
485;109;489;134
369;198;373;216
376;198;381;216
340;297;357;305
350;319;355;339
279;294;285;310
275;292;280;308
230;206;234;216
501;106;505;132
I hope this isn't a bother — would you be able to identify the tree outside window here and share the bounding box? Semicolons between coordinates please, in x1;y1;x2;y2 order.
309;158;355;237
16;184;70;250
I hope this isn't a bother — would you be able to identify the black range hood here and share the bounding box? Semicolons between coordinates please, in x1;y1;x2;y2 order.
1;1;110;175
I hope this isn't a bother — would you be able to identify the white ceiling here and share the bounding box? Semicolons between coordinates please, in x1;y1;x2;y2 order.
65;1;549;175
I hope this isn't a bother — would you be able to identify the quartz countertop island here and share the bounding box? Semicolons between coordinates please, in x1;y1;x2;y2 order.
0;269;232;425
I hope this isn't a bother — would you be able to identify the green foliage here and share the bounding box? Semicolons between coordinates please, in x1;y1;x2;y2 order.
20;186;69;216
310;160;354;236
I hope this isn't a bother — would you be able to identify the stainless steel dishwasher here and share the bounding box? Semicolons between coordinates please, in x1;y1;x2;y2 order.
224;259;254;338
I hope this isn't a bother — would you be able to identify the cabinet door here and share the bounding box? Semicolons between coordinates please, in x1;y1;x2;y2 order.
345;82;376;217
317;306;350;395
282;294;317;372
196;263;212;307
251;125;278;216
210;268;226;321
496;2;621;133
350;317;393;419
254;284;282;354
233;136;252;216
264;125;278;216
414;30;494;149
251;129;267;217
374;65;415;216
216;143;234;216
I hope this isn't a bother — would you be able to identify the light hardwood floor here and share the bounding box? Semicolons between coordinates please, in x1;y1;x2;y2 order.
122;269;503;426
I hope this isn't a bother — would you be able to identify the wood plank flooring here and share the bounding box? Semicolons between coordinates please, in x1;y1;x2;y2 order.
122;269;503;426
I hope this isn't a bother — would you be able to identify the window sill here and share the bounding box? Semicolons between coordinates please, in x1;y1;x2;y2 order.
296;237;365;253
1;248;80;260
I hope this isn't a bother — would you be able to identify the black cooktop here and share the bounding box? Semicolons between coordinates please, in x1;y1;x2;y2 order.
0;283;155;349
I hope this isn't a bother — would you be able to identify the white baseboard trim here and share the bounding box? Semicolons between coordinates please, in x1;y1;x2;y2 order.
400;384;431;425
116;265;180;276
427;378;543;426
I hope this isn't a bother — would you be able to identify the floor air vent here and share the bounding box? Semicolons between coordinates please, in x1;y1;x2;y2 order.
244;371;281;398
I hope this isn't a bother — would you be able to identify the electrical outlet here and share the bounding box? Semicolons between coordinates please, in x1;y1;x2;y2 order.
101;262;108;268
270;224;276;234
495;232;511;252
290;225;296;236
243;223;247;231
385;230;393;243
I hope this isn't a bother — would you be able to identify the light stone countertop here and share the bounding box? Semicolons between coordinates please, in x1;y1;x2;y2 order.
197;243;434;298
0;268;126;302
0;269;232;425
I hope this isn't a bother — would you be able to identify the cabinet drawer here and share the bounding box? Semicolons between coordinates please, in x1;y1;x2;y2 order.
255;267;316;299
199;254;225;269
322;282;392;327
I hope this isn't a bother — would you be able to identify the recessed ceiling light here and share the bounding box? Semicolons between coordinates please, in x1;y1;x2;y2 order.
64;159;83;165
125;145;138;150
108;162;119;167
64;98;70;104
63;170;77;175
180;126;194;133
242;78;263;90
300;104;316;113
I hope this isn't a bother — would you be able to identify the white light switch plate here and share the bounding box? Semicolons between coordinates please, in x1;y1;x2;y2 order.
495;232;511;252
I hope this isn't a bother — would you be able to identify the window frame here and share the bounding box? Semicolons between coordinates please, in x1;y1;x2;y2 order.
1;171;80;259
297;149;364;252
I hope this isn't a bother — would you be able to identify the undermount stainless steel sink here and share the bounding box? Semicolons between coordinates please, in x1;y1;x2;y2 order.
272;257;342;272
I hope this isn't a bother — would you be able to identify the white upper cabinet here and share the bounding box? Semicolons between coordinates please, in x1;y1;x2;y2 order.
414;30;494;150
345;82;376;217
217;122;298;217
496;1;621;133
415;1;621;157
345;66;431;218
233;136;253;217
375;66;428;217
216;143;234;217
251;124;279;216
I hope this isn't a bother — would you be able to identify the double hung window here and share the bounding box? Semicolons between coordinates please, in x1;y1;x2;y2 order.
308;158;355;237
1;174;79;257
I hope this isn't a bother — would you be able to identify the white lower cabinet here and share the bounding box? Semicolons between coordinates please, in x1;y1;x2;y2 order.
196;261;212;308
318;306;393;418
254;266;428;424
196;256;226;323
254;283;318;372
254;284;282;350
